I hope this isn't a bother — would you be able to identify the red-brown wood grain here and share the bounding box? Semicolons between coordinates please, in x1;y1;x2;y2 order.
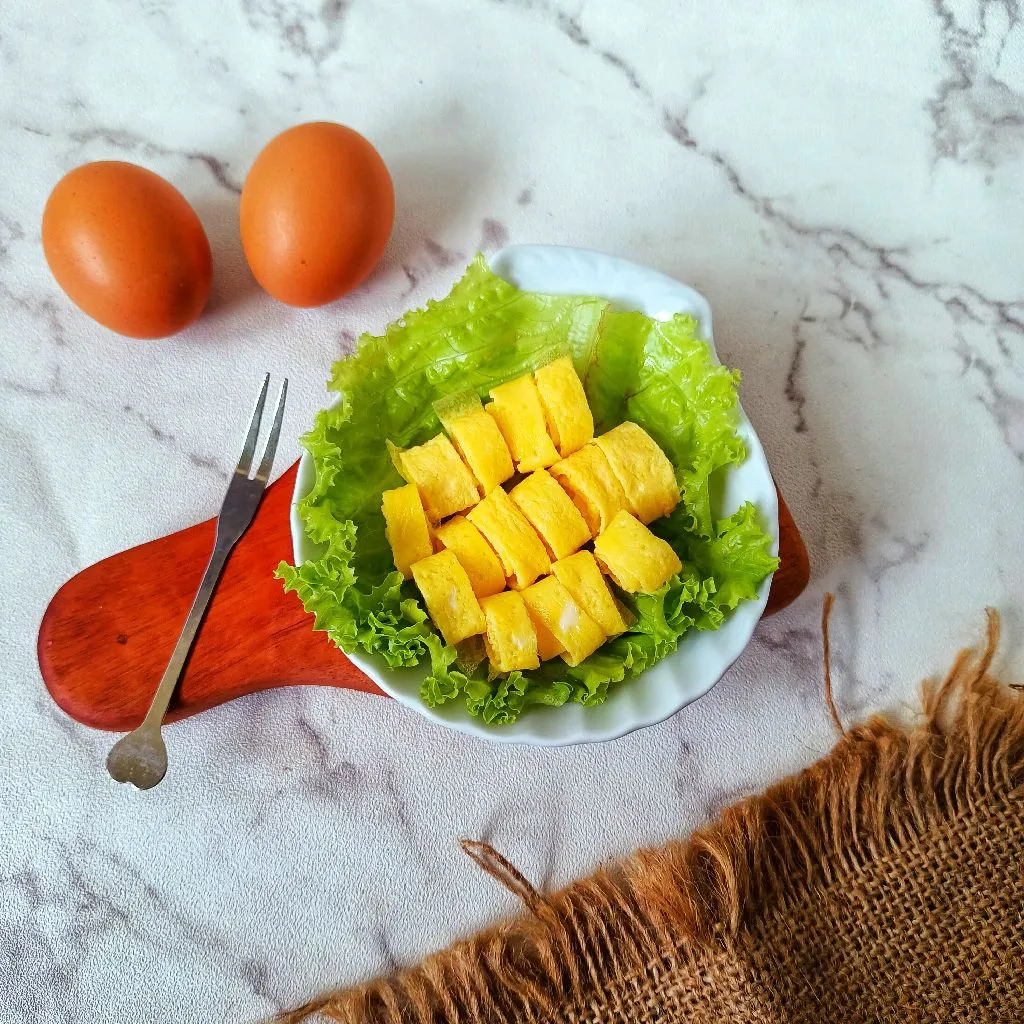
767;490;810;618
38;462;808;732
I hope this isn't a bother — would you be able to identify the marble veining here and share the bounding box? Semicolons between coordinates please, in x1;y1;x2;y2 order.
1;0;1022;1020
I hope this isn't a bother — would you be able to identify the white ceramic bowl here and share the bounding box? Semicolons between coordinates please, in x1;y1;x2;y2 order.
291;245;778;745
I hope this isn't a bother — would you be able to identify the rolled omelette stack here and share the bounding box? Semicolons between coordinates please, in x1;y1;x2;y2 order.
379;356;687;667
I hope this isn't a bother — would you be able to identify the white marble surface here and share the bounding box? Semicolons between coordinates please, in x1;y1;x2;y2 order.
2;1;1022;1020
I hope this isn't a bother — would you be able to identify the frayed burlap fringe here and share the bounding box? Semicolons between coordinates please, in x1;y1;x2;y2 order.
280;605;1023;1023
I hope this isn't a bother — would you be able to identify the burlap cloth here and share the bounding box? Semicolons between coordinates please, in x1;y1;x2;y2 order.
282;605;1024;1023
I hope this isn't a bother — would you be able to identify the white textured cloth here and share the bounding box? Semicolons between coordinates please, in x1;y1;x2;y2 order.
1;1;1022;1020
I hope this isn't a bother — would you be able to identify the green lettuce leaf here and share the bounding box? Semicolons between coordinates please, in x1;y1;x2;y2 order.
678;502;781;612
277;256;778;725
419;634;470;708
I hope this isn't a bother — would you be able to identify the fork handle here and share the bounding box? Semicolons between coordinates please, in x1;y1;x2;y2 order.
141;538;235;730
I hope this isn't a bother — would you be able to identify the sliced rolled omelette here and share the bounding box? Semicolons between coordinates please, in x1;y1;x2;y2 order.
509;469;591;561
593;422;679;524
467;486;550;589
486;374;559;472
434;515;505;598
549;443;628;536
479;591;540;673
436;393;514;495
520;575;606;667
410;550;485;646
390;434;479;522
551;550;631;636
381;484;434;579
534;356;593;457
531;615;565;662
593;511;682;594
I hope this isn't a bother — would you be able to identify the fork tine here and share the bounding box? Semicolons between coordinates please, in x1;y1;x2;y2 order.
236;373;270;475
255;379;288;483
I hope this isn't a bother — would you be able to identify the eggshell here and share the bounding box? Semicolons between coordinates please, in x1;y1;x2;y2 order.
240;122;394;307
42;161;211;339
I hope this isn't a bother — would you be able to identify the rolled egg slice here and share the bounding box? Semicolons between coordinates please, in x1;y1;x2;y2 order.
551;550;632;636
549;443;628;536
410;549;485;646
593;511;682;594
534;355;594;457
434;515;506;598
381;483;433;579
389;434;479;522
436;392;514;496
486;374;559;473
509;469;591;561
593;421;679;524
520;575;606;668
467;486;550;590
479;591;541;674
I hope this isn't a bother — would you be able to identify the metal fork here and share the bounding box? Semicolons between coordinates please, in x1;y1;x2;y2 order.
106;375;288;790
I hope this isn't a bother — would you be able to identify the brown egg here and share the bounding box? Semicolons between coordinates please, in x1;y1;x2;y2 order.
42;161;212;339
240;122;394;307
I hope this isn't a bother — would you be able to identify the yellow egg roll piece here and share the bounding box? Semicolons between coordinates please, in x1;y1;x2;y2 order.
391;434;479;522
534;356;594;457
520;575;606;668
381;484;434;579
551;550;631;636
410;550;485;646
593;511;682;594
467;486;550;590
549;443;628;536
437;395;514;495
434;515;506;598
593;421;679;524
519;604;565;661
479;591;541;674
486;374;559;472
531;617;565;661
509;469;591;561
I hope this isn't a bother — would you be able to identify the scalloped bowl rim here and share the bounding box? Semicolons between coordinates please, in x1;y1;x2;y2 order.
290;244;778;745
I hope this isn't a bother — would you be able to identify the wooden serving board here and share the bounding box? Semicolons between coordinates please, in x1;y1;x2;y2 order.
38;462;809;732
